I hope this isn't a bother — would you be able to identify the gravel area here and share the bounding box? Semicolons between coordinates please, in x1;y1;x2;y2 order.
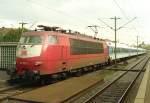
0;70;9;81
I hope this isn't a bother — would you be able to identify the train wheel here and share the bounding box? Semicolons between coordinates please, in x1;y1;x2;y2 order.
90;66;95;72
40;79;46;85
38;76;50;85
75;70;82;77
60;73;67;80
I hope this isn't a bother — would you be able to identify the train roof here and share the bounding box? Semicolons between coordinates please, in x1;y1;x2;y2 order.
106;41;145;50
106;41;131;48
24;25;145;51
24;25;107;43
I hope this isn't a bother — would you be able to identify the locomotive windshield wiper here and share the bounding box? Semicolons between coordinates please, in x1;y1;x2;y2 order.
23;45;26;49
30;44;35;47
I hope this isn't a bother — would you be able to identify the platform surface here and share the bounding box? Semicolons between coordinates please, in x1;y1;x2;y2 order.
9;71;105;103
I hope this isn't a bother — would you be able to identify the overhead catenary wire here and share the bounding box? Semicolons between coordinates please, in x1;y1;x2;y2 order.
112;0;144;54
128;0;144;43
25;0;94;27
128;0;142;27
24;0;109;38
97;18;114;30
28;21;38;29
113;0;128;19
98;16;136;64
112;0;139;34
117;17;137;30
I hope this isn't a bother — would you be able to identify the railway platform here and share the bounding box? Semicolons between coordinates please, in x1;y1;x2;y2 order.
134;59;150;103
8;70;105;103
6;56;150;103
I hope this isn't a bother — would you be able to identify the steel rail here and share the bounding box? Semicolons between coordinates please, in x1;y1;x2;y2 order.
0;82;38;102
61;56;146;103
117;57;150;103
8;97;44;103
85;57;149;103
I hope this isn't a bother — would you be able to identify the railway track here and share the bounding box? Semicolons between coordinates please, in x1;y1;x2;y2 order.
0;82;39;103
0;55;145;103
62;56;149;103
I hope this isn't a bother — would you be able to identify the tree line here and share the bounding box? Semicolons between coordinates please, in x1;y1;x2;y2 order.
0;28;27;42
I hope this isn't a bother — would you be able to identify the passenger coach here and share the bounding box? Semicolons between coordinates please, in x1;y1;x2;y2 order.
107;41;146;61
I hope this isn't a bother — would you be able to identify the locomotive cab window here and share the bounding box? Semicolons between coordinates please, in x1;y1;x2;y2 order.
48;35;58;44
19;36;42;44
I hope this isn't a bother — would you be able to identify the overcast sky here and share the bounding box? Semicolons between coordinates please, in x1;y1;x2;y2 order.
0;0;150;45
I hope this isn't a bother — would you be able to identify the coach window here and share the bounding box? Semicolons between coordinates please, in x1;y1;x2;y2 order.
48;35;58;44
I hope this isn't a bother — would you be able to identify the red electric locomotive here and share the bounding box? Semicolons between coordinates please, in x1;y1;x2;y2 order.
15;25;109;81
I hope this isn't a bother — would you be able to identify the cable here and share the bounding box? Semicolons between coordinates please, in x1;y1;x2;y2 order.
25;0;94;26
113;0;128;19
128;0;143;31
112;0;140;34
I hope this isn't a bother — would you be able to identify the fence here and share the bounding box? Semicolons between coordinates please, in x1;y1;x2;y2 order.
0;42;18;70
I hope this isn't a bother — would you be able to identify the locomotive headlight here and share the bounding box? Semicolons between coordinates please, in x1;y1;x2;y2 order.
33;70;39;74
35;61;43;66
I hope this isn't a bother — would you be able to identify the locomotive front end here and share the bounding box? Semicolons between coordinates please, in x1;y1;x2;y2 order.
15;32;45;80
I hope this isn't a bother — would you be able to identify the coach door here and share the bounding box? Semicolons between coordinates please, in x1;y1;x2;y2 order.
61;37;68;71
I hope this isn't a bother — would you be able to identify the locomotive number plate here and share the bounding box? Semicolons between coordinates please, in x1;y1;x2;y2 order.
21;50;27;56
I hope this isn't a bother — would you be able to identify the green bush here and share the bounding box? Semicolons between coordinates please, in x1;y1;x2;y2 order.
0;28;28;42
